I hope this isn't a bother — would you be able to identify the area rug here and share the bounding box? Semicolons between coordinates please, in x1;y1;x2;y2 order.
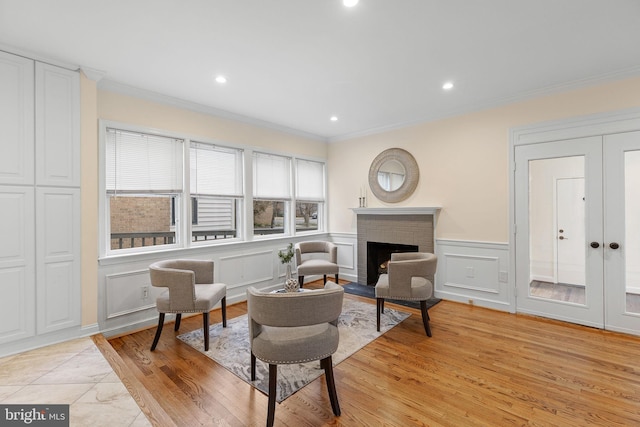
343;282;441;310
177;298;409;402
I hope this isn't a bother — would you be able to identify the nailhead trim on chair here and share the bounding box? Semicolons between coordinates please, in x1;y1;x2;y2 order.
256;351;334;365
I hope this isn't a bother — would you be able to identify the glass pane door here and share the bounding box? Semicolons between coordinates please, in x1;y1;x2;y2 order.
604;131;640;334
515;136;604;328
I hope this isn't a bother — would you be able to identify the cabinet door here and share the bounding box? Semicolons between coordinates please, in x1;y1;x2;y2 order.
35;62;80;187
36;187;81;334
0;51;34;185
0;187;35;344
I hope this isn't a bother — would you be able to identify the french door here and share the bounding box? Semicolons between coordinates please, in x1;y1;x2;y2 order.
515;132;640;335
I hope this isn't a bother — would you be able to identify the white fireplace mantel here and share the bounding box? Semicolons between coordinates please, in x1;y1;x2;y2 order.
351;207;441;215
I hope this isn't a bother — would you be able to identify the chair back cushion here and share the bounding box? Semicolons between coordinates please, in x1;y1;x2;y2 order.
247;282;344;364
149;259;217;312
295;241;337;265
247;283;343;328
376;253;437;300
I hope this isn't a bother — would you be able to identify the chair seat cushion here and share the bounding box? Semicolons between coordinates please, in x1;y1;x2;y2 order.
156;282;226;313
252;323;339;364
297;259;339;276
375;274;433;300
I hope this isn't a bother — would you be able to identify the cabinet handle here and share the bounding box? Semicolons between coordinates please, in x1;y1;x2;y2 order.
609;242;620;250
590;242;600;248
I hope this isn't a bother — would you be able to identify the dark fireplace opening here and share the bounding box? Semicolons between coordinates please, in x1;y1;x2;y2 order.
366;241;419;285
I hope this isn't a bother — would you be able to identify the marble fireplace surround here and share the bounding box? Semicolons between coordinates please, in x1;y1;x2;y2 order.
352;207;440;285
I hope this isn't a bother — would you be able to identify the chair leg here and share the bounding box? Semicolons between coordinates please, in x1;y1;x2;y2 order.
298;275;304;288
150;313;165;351
203;311;210;351
376;298;383;332
221;296;227;327
267;364;277;427
323;274;327;284
322;356;341;416
335;274;339;283
174;313;182;331
420;301;432;337
251;353;257;381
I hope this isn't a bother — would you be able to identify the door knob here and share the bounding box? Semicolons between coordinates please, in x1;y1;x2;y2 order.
609;242;620;249
590;242;600;248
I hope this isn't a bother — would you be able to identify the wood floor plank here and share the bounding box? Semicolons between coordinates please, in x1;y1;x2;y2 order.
107;280;640;426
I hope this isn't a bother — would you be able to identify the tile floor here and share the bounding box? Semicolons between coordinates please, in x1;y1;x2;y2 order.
0;337;150;427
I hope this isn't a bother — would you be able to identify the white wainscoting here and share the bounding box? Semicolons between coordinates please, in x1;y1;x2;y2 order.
98;236;348;337
218;249;274;289
435;239;511;312
105;269;162;320
98;234;513;337
330;232;357;284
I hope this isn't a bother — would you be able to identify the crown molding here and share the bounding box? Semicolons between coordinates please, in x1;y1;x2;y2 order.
80;67;106;82
328;65;640;143
0;43;79;71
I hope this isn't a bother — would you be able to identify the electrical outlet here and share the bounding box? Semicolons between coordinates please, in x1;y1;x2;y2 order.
499;271;508;282
141;286;149;300
466;267;474;278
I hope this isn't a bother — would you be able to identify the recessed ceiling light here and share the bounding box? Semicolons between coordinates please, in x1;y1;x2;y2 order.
442;81;454;90
330;116;338;122
343;0;359;7
215;75;227;84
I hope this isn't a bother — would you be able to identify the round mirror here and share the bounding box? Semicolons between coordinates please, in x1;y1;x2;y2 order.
368;148;419;203
377;159;406;191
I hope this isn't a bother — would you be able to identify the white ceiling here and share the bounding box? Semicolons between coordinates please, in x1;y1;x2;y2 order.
2;0;640;141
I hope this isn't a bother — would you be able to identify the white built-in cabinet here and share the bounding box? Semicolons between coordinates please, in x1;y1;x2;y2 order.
0;50;80;346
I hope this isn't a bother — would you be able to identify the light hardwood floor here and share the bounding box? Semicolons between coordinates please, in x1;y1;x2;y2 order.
104;281;640;426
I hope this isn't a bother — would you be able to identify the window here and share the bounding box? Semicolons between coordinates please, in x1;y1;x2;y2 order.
190;142;244;242
295;158;325;232
101;122;328;256
105;128;183;252
253;152;291;236
170;197;197;225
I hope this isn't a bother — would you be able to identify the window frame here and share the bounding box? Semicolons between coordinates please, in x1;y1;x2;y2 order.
101;125;185;256
252;151;293;238
293;158;326;235
98;120;328;259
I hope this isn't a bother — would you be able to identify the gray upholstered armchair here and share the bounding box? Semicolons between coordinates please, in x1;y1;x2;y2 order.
149;259;227;351
375;252;437;336
295;241;339;287
247;282;344;427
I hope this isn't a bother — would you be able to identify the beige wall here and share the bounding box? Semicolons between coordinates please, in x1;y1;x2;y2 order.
80;87;326;325
81;75;640;325
327;76;640;242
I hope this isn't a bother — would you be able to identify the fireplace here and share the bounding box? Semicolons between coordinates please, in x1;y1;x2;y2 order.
354;207;439;285
366;242;418;285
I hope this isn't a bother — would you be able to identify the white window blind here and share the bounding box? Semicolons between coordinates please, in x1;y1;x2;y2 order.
190;142;243;197
295;159;325;201
253;152;291;199
106;128;183;193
